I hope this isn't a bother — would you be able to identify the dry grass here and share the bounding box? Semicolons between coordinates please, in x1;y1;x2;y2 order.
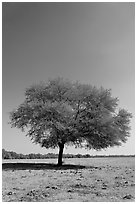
2;157;135;202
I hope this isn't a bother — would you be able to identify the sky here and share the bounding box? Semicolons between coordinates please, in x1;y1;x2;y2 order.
2;2;135;155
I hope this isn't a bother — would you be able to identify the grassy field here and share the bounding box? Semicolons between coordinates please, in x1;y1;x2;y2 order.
2;157;135;202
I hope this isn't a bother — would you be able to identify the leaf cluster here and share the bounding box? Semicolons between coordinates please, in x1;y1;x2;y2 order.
9;77;132;150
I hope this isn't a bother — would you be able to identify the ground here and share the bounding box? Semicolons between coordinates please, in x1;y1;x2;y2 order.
2;157;135;202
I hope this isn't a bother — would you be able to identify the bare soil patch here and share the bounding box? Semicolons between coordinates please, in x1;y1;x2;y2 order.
2;157;135;202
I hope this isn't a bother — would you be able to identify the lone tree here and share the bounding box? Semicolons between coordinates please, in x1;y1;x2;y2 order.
9;78;132;166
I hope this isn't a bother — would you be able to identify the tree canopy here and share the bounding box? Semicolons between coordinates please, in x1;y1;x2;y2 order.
9;77;132;165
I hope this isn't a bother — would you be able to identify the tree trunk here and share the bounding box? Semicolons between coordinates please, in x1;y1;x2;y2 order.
57;143;64;166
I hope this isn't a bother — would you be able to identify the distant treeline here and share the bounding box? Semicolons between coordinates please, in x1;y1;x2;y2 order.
2;149;135;160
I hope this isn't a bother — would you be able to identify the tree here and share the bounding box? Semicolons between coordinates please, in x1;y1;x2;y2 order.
9;77;132;166
2;149;12;159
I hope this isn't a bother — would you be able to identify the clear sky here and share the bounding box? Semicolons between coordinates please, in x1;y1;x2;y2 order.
2;2;135;155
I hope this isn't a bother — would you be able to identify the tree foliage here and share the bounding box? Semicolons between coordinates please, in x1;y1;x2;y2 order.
9;78;132;164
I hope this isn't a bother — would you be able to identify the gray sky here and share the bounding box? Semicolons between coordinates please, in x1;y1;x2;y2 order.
2;2;135;155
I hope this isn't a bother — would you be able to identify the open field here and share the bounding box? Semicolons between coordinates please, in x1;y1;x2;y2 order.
2;157;135;202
